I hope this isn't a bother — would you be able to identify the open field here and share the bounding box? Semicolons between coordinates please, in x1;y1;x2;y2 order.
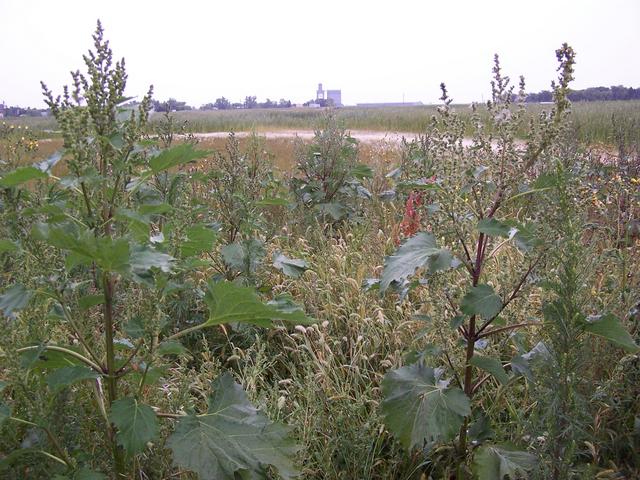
7;100;640;146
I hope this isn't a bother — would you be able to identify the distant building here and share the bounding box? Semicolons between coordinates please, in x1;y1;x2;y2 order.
327;90;342;107
314;83;342;107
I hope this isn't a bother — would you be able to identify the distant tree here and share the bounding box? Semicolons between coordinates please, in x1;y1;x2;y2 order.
260;98;277;108
244;95;258;109
279;98;292;108
214;97;231;110
200;103;216;111
152;98;191;112
526;85;640;102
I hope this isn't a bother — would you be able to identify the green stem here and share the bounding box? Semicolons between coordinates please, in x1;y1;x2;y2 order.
164;322;208;342
16;345;102;373
103;272;126;477
9;417;73;468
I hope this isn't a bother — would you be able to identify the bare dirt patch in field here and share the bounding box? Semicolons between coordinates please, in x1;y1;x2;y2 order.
193;129;420;144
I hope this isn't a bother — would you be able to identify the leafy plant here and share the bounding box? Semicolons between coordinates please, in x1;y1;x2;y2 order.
0;21;310;479
377;44;637;478
291;113;372;222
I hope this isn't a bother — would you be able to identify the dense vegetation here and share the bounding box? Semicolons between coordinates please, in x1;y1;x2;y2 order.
526;85;640;103
1;23;639;480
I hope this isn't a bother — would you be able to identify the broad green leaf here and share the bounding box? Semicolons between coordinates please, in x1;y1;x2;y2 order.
380;232;454;294
20;345;82;370
138;202;173;215
78;294;105;311
381;363;470;450
109;132;124;150
0;284;33;317
180;224;217;257
350;163;374;179
221;239;265;273
115;208;150;241
583;314;639;353
468;414;494;443
315;202;347;221
149;144;209;173
0;402;10;427
46;366;99;392
157;340;189;357
477;218;514;238
167;372;299;480
273;253;308;278
507;222;541;252
473;444;536;480
470;355;509;385
461;284;503;320
0;239;19;255
42;226;131;273
125;317;145;339
0;166;48;187
203;281;312;327
110;397;159;456
130;245;174;274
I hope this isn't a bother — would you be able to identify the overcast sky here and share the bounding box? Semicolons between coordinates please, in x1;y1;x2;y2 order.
1;0;638;107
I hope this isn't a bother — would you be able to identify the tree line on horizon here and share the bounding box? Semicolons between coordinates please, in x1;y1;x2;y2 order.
525;84;640;102
2;85;639;118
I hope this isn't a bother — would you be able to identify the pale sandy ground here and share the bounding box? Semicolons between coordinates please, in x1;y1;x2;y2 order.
192;130;420;144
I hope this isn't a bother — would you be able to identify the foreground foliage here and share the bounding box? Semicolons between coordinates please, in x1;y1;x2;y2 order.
1;21;639;480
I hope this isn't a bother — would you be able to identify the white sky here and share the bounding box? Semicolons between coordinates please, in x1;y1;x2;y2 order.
1;0;639;107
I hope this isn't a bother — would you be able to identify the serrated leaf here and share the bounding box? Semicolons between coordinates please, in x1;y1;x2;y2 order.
149;144;209;173
508;222;541;252
477;218;513;238
221;239;264;273
315;202;347;221
0;284;33;318
130;245;174;274
20;345;82;370
78;294;105;311
180;224;217;257
381;363;470;450
461;284;503;320
167;372;299;480
469;414;494;443
380;232;454;294
583;314;639;353
470;355;509;385
46;366;99;393
273;253;308;278
203;281;312;327
125;317;145;339
473;444;536;480
350;163;373;179
157;340;189;357
110;397;159;456
0;166;48;187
